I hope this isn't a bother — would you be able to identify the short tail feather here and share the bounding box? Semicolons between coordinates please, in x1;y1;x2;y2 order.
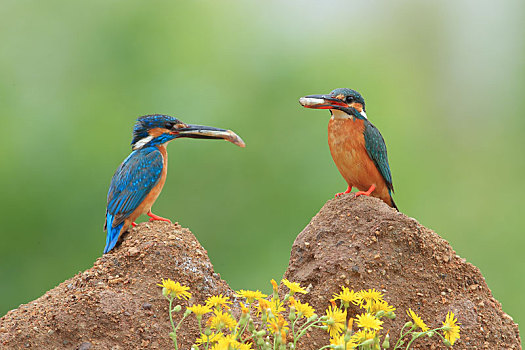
389;189;398;211
104;214;124;254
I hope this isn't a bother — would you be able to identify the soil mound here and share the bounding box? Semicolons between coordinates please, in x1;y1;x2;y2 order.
283;194;520;349
0;222;234;349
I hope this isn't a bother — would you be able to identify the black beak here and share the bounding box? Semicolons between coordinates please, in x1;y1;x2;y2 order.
299;94;348;109
175;124;246;148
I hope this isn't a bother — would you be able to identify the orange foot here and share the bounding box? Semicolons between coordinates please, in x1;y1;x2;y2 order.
335;185;353;198
131;222;137;227
147;211;172;224
354;184;376;198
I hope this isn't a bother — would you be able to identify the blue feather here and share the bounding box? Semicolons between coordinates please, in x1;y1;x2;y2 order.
363;120;397;209
104;213;124;254
363;120;393;190
103;147;164;253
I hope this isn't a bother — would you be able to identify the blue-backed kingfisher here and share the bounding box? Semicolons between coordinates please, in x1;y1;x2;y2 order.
299;88;397;209
103;114;245;254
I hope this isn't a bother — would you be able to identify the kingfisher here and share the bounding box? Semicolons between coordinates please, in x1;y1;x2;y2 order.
103;114;245;254
299;88;397;209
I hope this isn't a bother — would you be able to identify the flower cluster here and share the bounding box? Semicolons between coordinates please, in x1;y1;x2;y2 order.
158;279;460;350
327;286;460;349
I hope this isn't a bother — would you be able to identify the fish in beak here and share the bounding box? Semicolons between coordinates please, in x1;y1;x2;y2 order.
299;94;348;109
175;124;246;148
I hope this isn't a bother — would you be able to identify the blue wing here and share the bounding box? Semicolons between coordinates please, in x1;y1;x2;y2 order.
363;121;394;191
103;147;164;253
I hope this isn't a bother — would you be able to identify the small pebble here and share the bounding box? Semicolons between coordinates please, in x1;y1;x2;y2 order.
77;342;92;350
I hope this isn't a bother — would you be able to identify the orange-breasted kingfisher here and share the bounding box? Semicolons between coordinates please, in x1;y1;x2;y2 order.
103;114;245;254
299;88;397;209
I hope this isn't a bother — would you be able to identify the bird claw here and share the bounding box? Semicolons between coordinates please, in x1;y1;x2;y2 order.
354;184;376;198
354;191;368;198
334;186;353;198
148;217;172;224
147;212;172;224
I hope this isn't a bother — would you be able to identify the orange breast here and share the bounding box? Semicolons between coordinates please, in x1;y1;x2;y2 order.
122;145;168;231
328;117;391;205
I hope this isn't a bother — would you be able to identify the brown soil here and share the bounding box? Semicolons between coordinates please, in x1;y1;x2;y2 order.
0;222;233;349
283;195;521;349
0;195;521;349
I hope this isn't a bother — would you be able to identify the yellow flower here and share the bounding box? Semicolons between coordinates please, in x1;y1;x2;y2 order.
370;300;396;314
188;304;212;317
268;319;280;334
280;329;287;344
282;279;307;294
406;308;429;332
442;312;460;345
270;279;279;292
295;299;315;318
205;295;232;310
333;287;361;307
358;289;383;307
323;305;347;337
330;334;357;349
351;330;376;344
207;309;237;331
235;290;267;303
270;298;285;316
257;298;271;313
210;335;252;350
240;302;250;315
356;313;383;331
195;332;224;345
268;314;289;334
157;279;191;300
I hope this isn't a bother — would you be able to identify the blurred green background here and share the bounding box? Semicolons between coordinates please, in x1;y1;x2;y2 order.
1;0;523;331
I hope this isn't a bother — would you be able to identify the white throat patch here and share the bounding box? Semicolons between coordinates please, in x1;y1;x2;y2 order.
330;109;351;120
133;135;153;150
330;109;368;120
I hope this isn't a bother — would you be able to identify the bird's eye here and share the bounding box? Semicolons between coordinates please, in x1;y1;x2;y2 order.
165;122;174;129
346;96;354;103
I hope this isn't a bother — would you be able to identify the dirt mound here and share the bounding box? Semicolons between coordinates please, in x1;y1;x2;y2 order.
0;195;520;349
0;222;234;349
283;194;521;349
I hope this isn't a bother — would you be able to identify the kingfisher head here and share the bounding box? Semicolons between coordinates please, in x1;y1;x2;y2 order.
131;114;245;150
299;88;367;120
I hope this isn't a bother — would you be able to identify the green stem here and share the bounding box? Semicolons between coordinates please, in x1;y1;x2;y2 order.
197;317;202;335
296;319;325;341
168;298;178;350
405;333;422;349
427;327;449;344
402;327;447;349
292;317;299;347
175;312;189;333
297;318;323;333
236;317;250;341
393;323;413;349
317;345;334;350
169;308;190;350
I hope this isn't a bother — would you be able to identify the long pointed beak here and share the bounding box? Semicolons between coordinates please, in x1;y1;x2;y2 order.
299;94;348;109
175;124;246;148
